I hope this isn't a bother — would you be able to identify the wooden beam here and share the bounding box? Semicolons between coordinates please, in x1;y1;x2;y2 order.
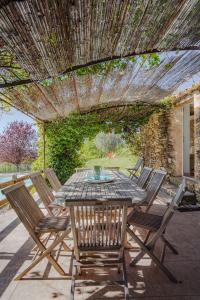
0;78;33;88
0;94;40;121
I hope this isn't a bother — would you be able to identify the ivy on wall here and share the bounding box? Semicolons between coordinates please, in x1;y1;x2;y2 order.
33;100;171;183
33;114;111;183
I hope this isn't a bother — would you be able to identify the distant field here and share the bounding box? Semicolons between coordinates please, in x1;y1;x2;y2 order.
84;152;137;175
0;163;31;174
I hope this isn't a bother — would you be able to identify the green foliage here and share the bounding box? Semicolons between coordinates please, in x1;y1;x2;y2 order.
34;100;171;183
125;131;142;156
0;163;31;173
94;132;124;154
84;148;137;175
0;49;29;84
164;63;172;70
147;53;160;67
159;96;173;108
0;99;11;112
39;53;161;86
42;114;110;183
78;138;103;163
32;124;50;172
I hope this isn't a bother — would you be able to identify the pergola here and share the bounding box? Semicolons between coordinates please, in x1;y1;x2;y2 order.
1;4;200;298
0;0;200;121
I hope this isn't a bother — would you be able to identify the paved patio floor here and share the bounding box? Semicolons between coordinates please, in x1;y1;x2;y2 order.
0;192;200;300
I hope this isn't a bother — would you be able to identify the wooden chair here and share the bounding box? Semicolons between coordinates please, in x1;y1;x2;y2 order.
127;179;186;283
126;169;166;246
68;199;131;300
2;182;71;280
126;157;143;179
30;172;60;216
135;166;153;189
44;168;62;192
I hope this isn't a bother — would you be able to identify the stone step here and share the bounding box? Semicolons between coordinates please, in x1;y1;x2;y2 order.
161;181;177;197
161;180;197;205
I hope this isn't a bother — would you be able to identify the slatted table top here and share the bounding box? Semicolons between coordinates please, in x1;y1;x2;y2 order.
53;170;146;206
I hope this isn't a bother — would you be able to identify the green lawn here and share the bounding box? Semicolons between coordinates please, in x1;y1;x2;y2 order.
84;152;137;175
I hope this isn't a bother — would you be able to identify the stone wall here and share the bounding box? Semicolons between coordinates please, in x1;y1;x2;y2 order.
141;94;200;181
140;92;200;202
141;109;176;175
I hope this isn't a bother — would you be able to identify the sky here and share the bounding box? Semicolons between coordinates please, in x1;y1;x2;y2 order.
0;108;35;133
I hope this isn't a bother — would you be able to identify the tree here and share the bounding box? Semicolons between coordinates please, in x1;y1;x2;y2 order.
94;131;124;158
0;121;37;171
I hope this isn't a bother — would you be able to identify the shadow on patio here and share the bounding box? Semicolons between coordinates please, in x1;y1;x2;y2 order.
1;192;200;300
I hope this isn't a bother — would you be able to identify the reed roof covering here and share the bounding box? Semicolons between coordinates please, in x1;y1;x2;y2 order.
1;50;199;121
0;0;200;120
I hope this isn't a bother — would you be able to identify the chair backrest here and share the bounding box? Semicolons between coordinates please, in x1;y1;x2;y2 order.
44;168;62;192
136;167;152;189
134;157;144;170
170;178;187;208
30;172;55;214
144;169;167;209
2;182;43;234
68;200;130;256
130;157;143;178
149;179;186;247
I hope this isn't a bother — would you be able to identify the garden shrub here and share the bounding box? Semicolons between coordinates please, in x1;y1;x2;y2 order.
42;114;109;183
33;101;171;183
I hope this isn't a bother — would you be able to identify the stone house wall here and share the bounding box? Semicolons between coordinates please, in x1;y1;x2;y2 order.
140;109;175;175
141;92;200;180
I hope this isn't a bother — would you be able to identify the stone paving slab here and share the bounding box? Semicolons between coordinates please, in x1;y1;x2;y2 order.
0;191;200;300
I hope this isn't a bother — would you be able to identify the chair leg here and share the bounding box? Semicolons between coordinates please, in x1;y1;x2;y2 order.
143;230;151;244
130;250;146;266
122;255;129;300
71;256;76;300
16;252;65;280
15;230;70;280
160;243;166;263
32;233;53;260
162;235;178;255
56;231;72;251
127;226;179;283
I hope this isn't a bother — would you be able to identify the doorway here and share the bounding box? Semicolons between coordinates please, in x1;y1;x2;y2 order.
183;102;194;176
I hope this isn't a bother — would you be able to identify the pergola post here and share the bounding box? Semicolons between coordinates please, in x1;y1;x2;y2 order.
194;92;200;179
43;122;46;171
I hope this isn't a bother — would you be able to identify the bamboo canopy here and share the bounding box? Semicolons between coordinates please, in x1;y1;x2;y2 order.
2;50;199;120
0;0;200;120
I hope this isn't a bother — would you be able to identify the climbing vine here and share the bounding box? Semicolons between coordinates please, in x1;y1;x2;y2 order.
40;53;161;86
33;100;171;183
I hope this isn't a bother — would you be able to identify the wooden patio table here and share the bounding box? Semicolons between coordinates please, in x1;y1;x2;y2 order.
52;170;147;207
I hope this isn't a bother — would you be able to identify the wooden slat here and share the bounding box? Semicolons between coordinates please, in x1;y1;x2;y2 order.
54;171;146;207
0;171;41;207
44;168;61;192
0;174;31;189
29;172;55;215
136;167;152;188
71;201;128;251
